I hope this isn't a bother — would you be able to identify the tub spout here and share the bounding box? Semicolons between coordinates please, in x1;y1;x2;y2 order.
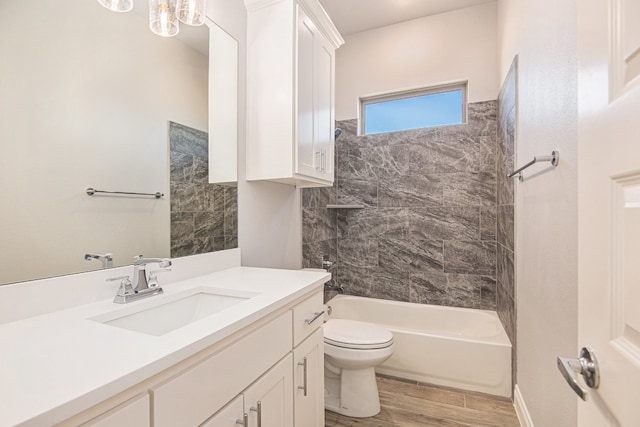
324;283;344;294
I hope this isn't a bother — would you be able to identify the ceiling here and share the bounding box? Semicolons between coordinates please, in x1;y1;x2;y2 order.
318;0;496;36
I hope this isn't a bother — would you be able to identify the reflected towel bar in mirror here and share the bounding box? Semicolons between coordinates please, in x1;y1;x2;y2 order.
508;150;559;181
326;204;365;209
86;188;164;199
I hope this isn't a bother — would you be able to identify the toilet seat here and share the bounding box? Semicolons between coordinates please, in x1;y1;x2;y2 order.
324;319;393;350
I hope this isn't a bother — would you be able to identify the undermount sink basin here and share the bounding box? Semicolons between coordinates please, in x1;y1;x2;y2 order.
91;288;257;336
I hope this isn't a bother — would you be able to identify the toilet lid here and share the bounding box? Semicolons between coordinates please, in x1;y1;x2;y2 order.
324;319;393;350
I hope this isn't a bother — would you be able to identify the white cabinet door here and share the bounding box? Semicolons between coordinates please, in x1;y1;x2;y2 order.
314;32;334;182
296;4;335;183
296;5;318;179
293;328;324;427
201;395;245;427
244;354;294;427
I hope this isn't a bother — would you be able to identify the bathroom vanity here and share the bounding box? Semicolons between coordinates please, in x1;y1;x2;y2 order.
0;250;328;427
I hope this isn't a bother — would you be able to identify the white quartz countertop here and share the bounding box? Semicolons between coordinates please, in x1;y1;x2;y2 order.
0;266;329;427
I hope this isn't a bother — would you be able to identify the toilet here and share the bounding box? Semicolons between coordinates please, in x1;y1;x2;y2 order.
323;318;395;418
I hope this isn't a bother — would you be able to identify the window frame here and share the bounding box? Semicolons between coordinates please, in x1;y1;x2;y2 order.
359;81;468;135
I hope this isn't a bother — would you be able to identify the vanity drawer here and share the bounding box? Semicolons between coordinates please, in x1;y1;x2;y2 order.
151;311;292;427
81;393;149;427
292;291;324;347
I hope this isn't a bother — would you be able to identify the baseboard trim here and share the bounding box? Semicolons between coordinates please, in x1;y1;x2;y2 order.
514;385;534;427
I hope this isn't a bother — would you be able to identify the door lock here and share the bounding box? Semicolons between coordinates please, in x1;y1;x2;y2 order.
557;347;600;401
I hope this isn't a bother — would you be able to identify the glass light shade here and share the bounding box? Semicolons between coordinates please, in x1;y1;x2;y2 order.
97;0;133;12
175;0;206;26
149;0;179;37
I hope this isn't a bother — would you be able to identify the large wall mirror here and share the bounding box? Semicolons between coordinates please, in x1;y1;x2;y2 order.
0;0;238;285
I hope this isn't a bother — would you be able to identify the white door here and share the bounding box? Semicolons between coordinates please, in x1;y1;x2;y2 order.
571;0;640;425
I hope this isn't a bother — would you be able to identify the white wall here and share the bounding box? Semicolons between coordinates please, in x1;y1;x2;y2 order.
335;2;499;120
224;1;303;270
497;0;579;425
0;0;207;284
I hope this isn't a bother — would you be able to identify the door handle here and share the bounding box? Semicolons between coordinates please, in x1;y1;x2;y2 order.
557;347;600;401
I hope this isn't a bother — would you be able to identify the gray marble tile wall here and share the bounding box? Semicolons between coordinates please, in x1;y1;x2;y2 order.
497;58;518;391
302;101;499;309
169;122;238;257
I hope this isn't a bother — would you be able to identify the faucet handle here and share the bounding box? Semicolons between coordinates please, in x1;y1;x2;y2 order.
148;268;171;288
106;275;134;297
133;255;172;268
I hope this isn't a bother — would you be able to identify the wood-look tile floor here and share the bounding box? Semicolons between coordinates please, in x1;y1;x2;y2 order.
325;376;520;427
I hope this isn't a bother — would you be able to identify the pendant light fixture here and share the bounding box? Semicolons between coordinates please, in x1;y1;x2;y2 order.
97;0;133;12
175;0;206;26
149;0;180;37
96;0;207;37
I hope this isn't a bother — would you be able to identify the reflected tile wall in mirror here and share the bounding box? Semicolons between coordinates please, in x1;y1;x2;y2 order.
169;122;238;257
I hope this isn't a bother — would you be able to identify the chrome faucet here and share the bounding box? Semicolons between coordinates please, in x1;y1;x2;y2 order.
107;256;172;304
132;256;172;293
324;283;344;294
84;252;113;269
320;255;343;294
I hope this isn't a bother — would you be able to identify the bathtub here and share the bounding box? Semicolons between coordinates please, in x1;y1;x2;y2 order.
325;295;512;397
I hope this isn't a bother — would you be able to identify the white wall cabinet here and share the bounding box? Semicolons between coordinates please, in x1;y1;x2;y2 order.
245;0;344;187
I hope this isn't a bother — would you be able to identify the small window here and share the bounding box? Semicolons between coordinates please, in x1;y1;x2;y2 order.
360;82;467;135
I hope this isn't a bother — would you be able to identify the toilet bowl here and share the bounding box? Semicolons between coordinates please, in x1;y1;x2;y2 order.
324;319;394;418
